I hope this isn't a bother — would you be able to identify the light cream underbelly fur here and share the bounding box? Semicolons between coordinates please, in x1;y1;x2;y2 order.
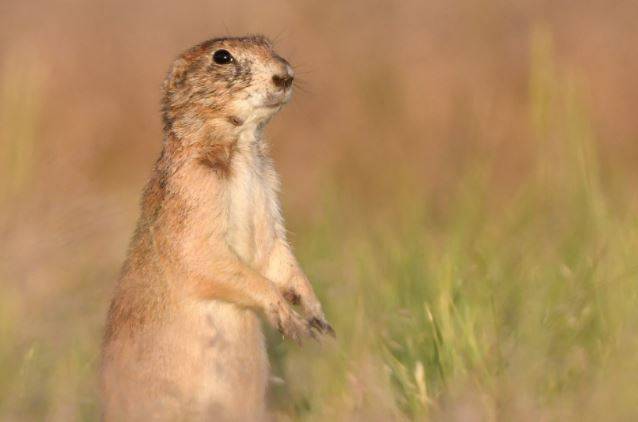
193;135;278;419
188;300;269;420
103;301;268;421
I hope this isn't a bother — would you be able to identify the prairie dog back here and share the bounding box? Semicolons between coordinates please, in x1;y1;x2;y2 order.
100;36;333;421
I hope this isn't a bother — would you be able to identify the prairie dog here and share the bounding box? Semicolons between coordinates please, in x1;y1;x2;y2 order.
101;35;333;421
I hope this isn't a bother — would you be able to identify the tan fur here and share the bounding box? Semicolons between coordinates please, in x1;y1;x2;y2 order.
101;36;332;421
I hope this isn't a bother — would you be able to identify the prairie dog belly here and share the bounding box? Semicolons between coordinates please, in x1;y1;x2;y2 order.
191;300;269;420
101;300;268;421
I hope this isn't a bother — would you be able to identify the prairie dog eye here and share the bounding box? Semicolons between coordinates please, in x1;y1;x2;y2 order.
213;49;234;64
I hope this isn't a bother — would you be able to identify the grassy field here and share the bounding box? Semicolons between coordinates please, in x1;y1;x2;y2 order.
270;37;638;419
1;1;638;420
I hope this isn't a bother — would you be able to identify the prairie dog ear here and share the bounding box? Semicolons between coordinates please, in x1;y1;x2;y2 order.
164;57;189;91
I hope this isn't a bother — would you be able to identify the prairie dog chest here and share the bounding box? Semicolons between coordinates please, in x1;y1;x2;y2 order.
225;133;280;264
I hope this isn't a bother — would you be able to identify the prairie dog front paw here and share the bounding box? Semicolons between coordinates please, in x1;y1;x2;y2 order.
282;285;335;338
266;299;310;344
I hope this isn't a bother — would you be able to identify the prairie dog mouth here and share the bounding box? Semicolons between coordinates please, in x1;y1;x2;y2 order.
261;95;291;108
262;100;285;108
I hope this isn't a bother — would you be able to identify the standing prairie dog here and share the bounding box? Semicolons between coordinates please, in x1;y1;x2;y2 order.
101;35;333;421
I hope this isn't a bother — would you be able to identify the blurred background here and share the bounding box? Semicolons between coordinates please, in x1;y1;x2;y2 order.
1;0;638;420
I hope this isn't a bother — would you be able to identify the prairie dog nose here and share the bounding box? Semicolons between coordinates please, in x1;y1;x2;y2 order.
272;64;294;89
272;73;293;89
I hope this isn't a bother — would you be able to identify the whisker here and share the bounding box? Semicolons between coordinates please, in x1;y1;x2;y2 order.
272;29;289;45
293;80;314;96
291;68;315;77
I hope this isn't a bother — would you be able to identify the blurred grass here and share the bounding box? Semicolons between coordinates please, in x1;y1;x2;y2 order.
1;6;638;422
268;29;638;421
0;50;43;203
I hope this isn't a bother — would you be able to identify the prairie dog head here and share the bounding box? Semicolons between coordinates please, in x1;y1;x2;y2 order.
162;35;294;137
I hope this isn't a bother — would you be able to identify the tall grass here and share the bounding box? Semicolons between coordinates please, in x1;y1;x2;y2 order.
270;30;638;420
1;28;638;421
